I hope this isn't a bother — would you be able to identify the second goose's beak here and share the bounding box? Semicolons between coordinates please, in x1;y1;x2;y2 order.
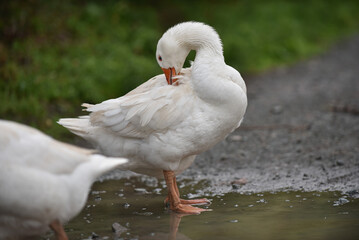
162;67;177;85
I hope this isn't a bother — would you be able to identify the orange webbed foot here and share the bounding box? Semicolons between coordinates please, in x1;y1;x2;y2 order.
164;197;211;206
179;198;211;205
171;204;211;215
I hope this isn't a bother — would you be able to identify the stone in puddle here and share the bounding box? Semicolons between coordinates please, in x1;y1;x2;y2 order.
134;188;148;194
112;222;127;236
333;197;350;206
91;232;99;239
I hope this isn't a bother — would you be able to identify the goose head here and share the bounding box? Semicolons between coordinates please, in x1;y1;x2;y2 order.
156;22;223;85
156;33;190;85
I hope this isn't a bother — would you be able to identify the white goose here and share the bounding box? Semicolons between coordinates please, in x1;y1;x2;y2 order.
59;21;247;214
0;120;127;240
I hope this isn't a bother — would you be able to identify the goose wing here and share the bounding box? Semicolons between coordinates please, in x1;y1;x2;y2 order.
85;73;195;139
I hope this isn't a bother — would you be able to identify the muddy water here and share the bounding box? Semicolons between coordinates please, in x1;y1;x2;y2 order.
53;178;359;240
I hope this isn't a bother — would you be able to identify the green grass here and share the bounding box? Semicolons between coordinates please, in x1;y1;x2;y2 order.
1;0;358;140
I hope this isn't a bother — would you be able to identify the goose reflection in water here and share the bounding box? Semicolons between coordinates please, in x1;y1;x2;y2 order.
112;212;191;240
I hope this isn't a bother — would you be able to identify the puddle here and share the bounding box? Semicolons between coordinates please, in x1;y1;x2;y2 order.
48;178;359;240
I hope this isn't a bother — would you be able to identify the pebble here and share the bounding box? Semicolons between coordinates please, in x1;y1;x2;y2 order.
91;190;106;195
231;178;248;185
272;174;280;180
231;178;247;189
302;173;309;180
91;232;99;239
153;188;162;194
347;190;359;198
271;105;283;114
336;160;344;166
333;197;350;206
230;135;242;141
134;188;148;194
112;222;127;236
133;211;153;216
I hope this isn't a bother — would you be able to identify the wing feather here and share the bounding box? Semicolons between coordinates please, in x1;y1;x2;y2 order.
84;70;195;139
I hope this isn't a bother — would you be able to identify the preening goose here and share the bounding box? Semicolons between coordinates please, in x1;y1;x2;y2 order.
0;120;127;239
59;21;247;214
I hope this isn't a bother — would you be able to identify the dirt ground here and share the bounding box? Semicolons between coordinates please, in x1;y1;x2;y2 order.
103;35;359;196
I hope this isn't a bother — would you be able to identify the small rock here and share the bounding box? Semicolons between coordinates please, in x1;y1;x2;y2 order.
112;222;127;236
133;211;153;216
346;190;359;198
230;135;242;142
272;174;280;180
336;160;344;166
220;153;230;161
152;188;162;194
91;232;99;239
271;105;283;114
91;190;106;195
333;197;350;206
134;188;148;194
256;199;267;203
231;178;247;185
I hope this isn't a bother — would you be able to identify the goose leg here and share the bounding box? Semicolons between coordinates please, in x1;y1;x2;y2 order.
49;219;68;240
163;170;210;214
172;177;210;205
164;176;211;205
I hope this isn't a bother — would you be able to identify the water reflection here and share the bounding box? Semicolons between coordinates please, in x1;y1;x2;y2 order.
61;178;359;240
169;213;191;240
132;213;190;240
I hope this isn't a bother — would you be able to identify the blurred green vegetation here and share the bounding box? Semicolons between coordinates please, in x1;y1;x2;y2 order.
1;0;358;140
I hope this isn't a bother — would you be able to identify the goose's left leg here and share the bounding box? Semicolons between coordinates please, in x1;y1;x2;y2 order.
163;170;210;214
171;175;210;205
49;219;68;240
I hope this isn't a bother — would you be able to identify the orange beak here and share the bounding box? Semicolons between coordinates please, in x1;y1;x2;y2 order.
161;67;177;85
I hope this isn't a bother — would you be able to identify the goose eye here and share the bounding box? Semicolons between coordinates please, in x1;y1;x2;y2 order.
158;56;162;61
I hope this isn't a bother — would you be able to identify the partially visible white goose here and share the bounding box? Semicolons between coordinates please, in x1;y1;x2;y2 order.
59;21;247;214
0;120;127;240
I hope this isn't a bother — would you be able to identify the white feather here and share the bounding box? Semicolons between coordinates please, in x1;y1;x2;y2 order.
0;120;127;239
58;22;247;180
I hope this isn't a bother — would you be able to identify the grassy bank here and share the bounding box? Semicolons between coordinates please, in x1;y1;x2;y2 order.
1;0;358;140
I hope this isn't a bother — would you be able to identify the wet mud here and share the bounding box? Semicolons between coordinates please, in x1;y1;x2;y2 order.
59;179;359;240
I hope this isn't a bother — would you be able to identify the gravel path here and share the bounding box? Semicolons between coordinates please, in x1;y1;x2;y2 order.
105;35;359;196
184;34;359;195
